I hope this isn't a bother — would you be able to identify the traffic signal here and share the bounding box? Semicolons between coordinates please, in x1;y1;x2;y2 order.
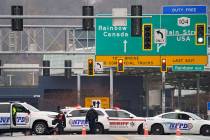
82;6;94;31
195;24;206;45
117;59;124;72
131;5;142;37
43;60;50;76
142;24;152;50
11;5;23;31
88;59;94;76
65;60;72;78
161;59;167;72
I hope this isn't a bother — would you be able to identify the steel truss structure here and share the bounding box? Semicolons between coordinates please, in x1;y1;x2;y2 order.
0;25;95;54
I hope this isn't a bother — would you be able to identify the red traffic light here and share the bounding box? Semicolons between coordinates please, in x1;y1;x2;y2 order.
88;59;93;64
161;59;167;72
117;59;124;72
88;58;94;76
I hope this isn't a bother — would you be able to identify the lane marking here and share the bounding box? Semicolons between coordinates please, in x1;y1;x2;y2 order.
112;135;128;140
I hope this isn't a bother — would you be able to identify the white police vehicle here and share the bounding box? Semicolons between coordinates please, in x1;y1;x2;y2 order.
104;108;145;134
145;111;210;136
61;107;145;134
0;102;58;135
61;107;109;134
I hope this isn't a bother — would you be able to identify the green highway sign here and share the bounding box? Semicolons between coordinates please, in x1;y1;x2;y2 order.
172;65;204;71
96;14;207;55
95;14;208;66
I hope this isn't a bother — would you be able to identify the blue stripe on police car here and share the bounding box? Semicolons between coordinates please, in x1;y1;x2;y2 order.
0;117;28;125
163;122;193;130
69;119;88;126
0;117;10;125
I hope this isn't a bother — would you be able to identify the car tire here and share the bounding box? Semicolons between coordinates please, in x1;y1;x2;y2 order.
137;124;144;135
151;124;164;135
95;123;104;134
201;125;210;136
33;121;48;135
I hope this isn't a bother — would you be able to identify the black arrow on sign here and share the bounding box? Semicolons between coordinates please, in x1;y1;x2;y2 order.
97;63;101;68
96;101;100;108
157;30;164;39
92;101;96;107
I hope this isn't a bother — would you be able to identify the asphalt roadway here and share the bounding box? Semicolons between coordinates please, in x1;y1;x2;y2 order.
0;134;210;140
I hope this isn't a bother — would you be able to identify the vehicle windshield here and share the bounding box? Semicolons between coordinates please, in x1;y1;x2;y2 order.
24;104;39;112
188;113;202;120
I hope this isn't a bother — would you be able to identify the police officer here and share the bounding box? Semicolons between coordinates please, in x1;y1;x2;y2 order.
12;105;17;126
56;106;65;135
85;106;98;134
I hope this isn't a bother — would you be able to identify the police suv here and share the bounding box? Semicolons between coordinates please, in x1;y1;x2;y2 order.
61;107;145;134
0;102;58;135
144;111;210;136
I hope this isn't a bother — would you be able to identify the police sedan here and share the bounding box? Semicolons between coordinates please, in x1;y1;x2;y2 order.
104;108;145;134
60;107;109;134
144;111;210;136
60;107;145;134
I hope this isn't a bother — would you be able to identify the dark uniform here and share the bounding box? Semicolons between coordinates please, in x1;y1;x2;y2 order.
56;106;66;134
85;107;98;134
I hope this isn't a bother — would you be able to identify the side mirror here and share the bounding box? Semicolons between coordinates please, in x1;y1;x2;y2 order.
67;114;72;117
25;109;30;114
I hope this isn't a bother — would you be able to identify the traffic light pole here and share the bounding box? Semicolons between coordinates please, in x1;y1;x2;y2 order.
77;74;81;106
196;73;200;115
144;74;149;117
178;79;182;110
161;72;166;113
110;68;113;108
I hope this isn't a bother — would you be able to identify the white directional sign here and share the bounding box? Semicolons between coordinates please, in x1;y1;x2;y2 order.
92;100;101;108
94;62;103;72
154;29;166;44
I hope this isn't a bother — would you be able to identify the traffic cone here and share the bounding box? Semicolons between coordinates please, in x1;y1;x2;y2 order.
144;124;149;136
176;127;181;136
82;125;86;135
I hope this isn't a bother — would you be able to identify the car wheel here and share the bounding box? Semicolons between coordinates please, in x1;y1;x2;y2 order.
151;124;164;135
33;121;48;135
95;123;104;134
201;125;210;136
137;124;144;135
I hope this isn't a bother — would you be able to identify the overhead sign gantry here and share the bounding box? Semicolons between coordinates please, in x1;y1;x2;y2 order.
95;6;208;68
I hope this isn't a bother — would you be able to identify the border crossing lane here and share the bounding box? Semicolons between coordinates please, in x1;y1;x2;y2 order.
0;135;210;140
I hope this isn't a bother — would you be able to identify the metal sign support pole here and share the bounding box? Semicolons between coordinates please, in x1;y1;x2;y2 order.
110;68;113;108
178;79;182;110
144;74;149;117
162;72;166;113
196;73;200;115
77;74;81;105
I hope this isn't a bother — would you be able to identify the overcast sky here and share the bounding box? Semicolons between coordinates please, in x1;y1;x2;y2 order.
1;0;208;14
0;0;209;24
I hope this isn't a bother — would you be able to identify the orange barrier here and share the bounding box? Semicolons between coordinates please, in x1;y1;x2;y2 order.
144;123;149;136
82;125;87;135
176;128;181;136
